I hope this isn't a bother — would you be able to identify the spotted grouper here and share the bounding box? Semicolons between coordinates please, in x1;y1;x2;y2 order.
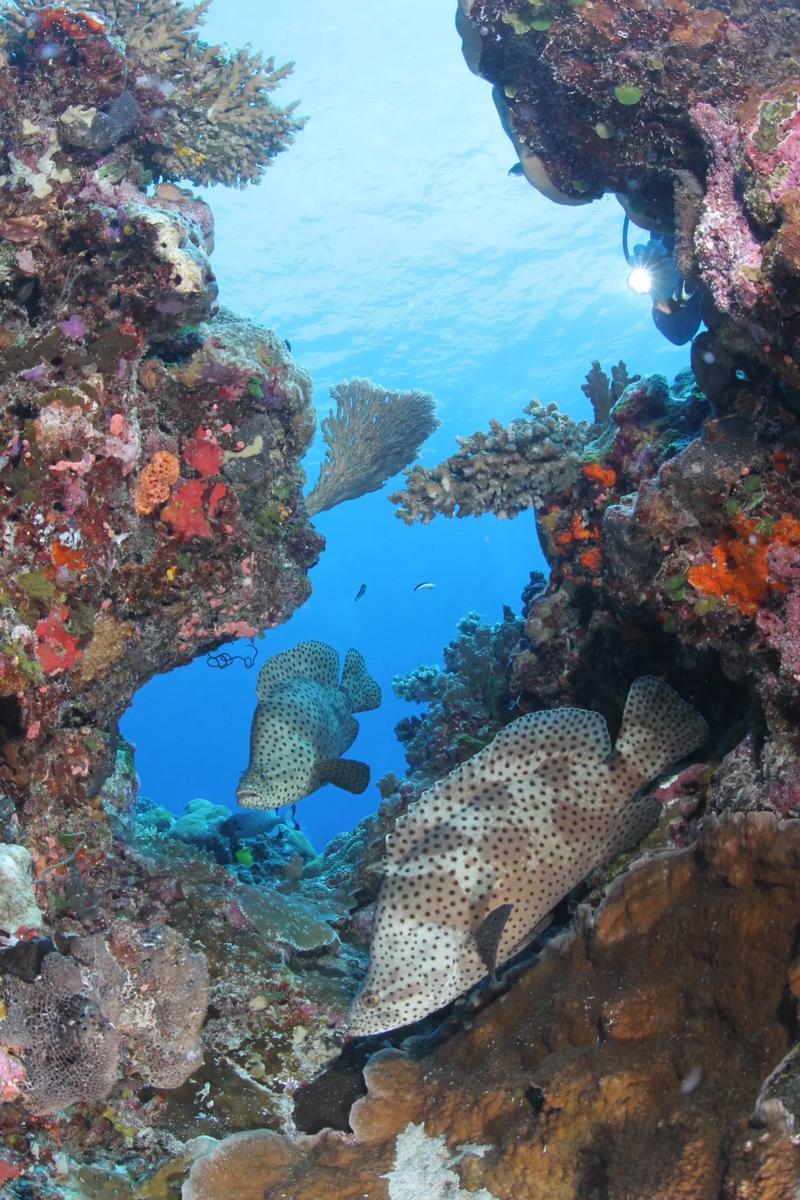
236;640;381;811
348;676;707;1035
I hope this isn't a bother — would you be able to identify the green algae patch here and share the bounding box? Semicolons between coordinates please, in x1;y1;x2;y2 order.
501;4;552;34
754;92;799;154
17;570;56;610
614;84;642;106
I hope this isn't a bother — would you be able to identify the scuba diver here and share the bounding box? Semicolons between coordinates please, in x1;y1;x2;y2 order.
622;215;703;346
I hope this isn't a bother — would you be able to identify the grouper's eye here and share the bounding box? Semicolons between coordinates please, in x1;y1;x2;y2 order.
361;990;381;1009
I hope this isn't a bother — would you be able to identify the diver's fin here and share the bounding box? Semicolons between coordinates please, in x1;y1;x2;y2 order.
341;648;382;712
615;677;708;784
318;758;370;794
472;903;513;977
256;640;339;699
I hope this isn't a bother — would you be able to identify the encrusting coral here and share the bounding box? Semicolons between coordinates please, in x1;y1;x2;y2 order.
306;378;440;517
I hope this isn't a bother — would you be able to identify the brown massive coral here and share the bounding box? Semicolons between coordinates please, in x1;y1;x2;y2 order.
179;813;800;1200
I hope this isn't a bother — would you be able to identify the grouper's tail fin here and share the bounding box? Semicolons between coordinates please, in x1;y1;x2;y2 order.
341;648;381;712
615;676;708;784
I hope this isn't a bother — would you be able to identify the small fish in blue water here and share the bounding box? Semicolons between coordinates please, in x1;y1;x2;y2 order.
414;582;435;592
236;639;381;811
508;162;525;177
355;583;367;601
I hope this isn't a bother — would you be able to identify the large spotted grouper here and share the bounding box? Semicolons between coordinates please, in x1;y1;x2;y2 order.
236;640;381;811
348;676;708;1035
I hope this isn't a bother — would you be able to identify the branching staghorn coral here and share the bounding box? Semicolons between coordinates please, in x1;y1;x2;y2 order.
391;399;588;524
1;0;303;186
306;378;439;517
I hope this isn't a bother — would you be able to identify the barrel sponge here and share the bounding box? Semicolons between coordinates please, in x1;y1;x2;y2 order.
0;844;42;934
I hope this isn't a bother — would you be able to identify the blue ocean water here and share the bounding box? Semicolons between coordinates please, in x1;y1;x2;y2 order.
121;0;690;850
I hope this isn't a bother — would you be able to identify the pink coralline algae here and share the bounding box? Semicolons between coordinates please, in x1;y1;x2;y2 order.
690;103;764;316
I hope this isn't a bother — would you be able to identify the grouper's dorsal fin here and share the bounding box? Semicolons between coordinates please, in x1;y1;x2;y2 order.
472;903;513;977
318;758;370;794
615;676;709;785
388;706;613;865
341;648;382;712
256;640;340;700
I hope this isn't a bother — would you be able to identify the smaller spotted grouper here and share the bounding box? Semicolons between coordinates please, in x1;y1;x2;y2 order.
236;639;381;811
349;676;708;1035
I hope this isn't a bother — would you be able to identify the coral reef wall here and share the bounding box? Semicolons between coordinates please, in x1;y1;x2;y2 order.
458;0;800;390
3;2;800;1198
0;4;321;823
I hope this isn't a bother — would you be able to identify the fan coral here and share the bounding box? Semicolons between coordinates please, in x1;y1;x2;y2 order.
391;399;588;524
0;0;304;186
306;378;439;516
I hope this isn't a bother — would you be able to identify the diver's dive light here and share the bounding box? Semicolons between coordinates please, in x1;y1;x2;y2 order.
627;265;653;294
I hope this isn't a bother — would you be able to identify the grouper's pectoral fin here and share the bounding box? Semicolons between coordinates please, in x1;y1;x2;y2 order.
318;758;370;794
471;903;514;980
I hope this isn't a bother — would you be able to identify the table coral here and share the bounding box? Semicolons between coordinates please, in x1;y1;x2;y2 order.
391;399;588;524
